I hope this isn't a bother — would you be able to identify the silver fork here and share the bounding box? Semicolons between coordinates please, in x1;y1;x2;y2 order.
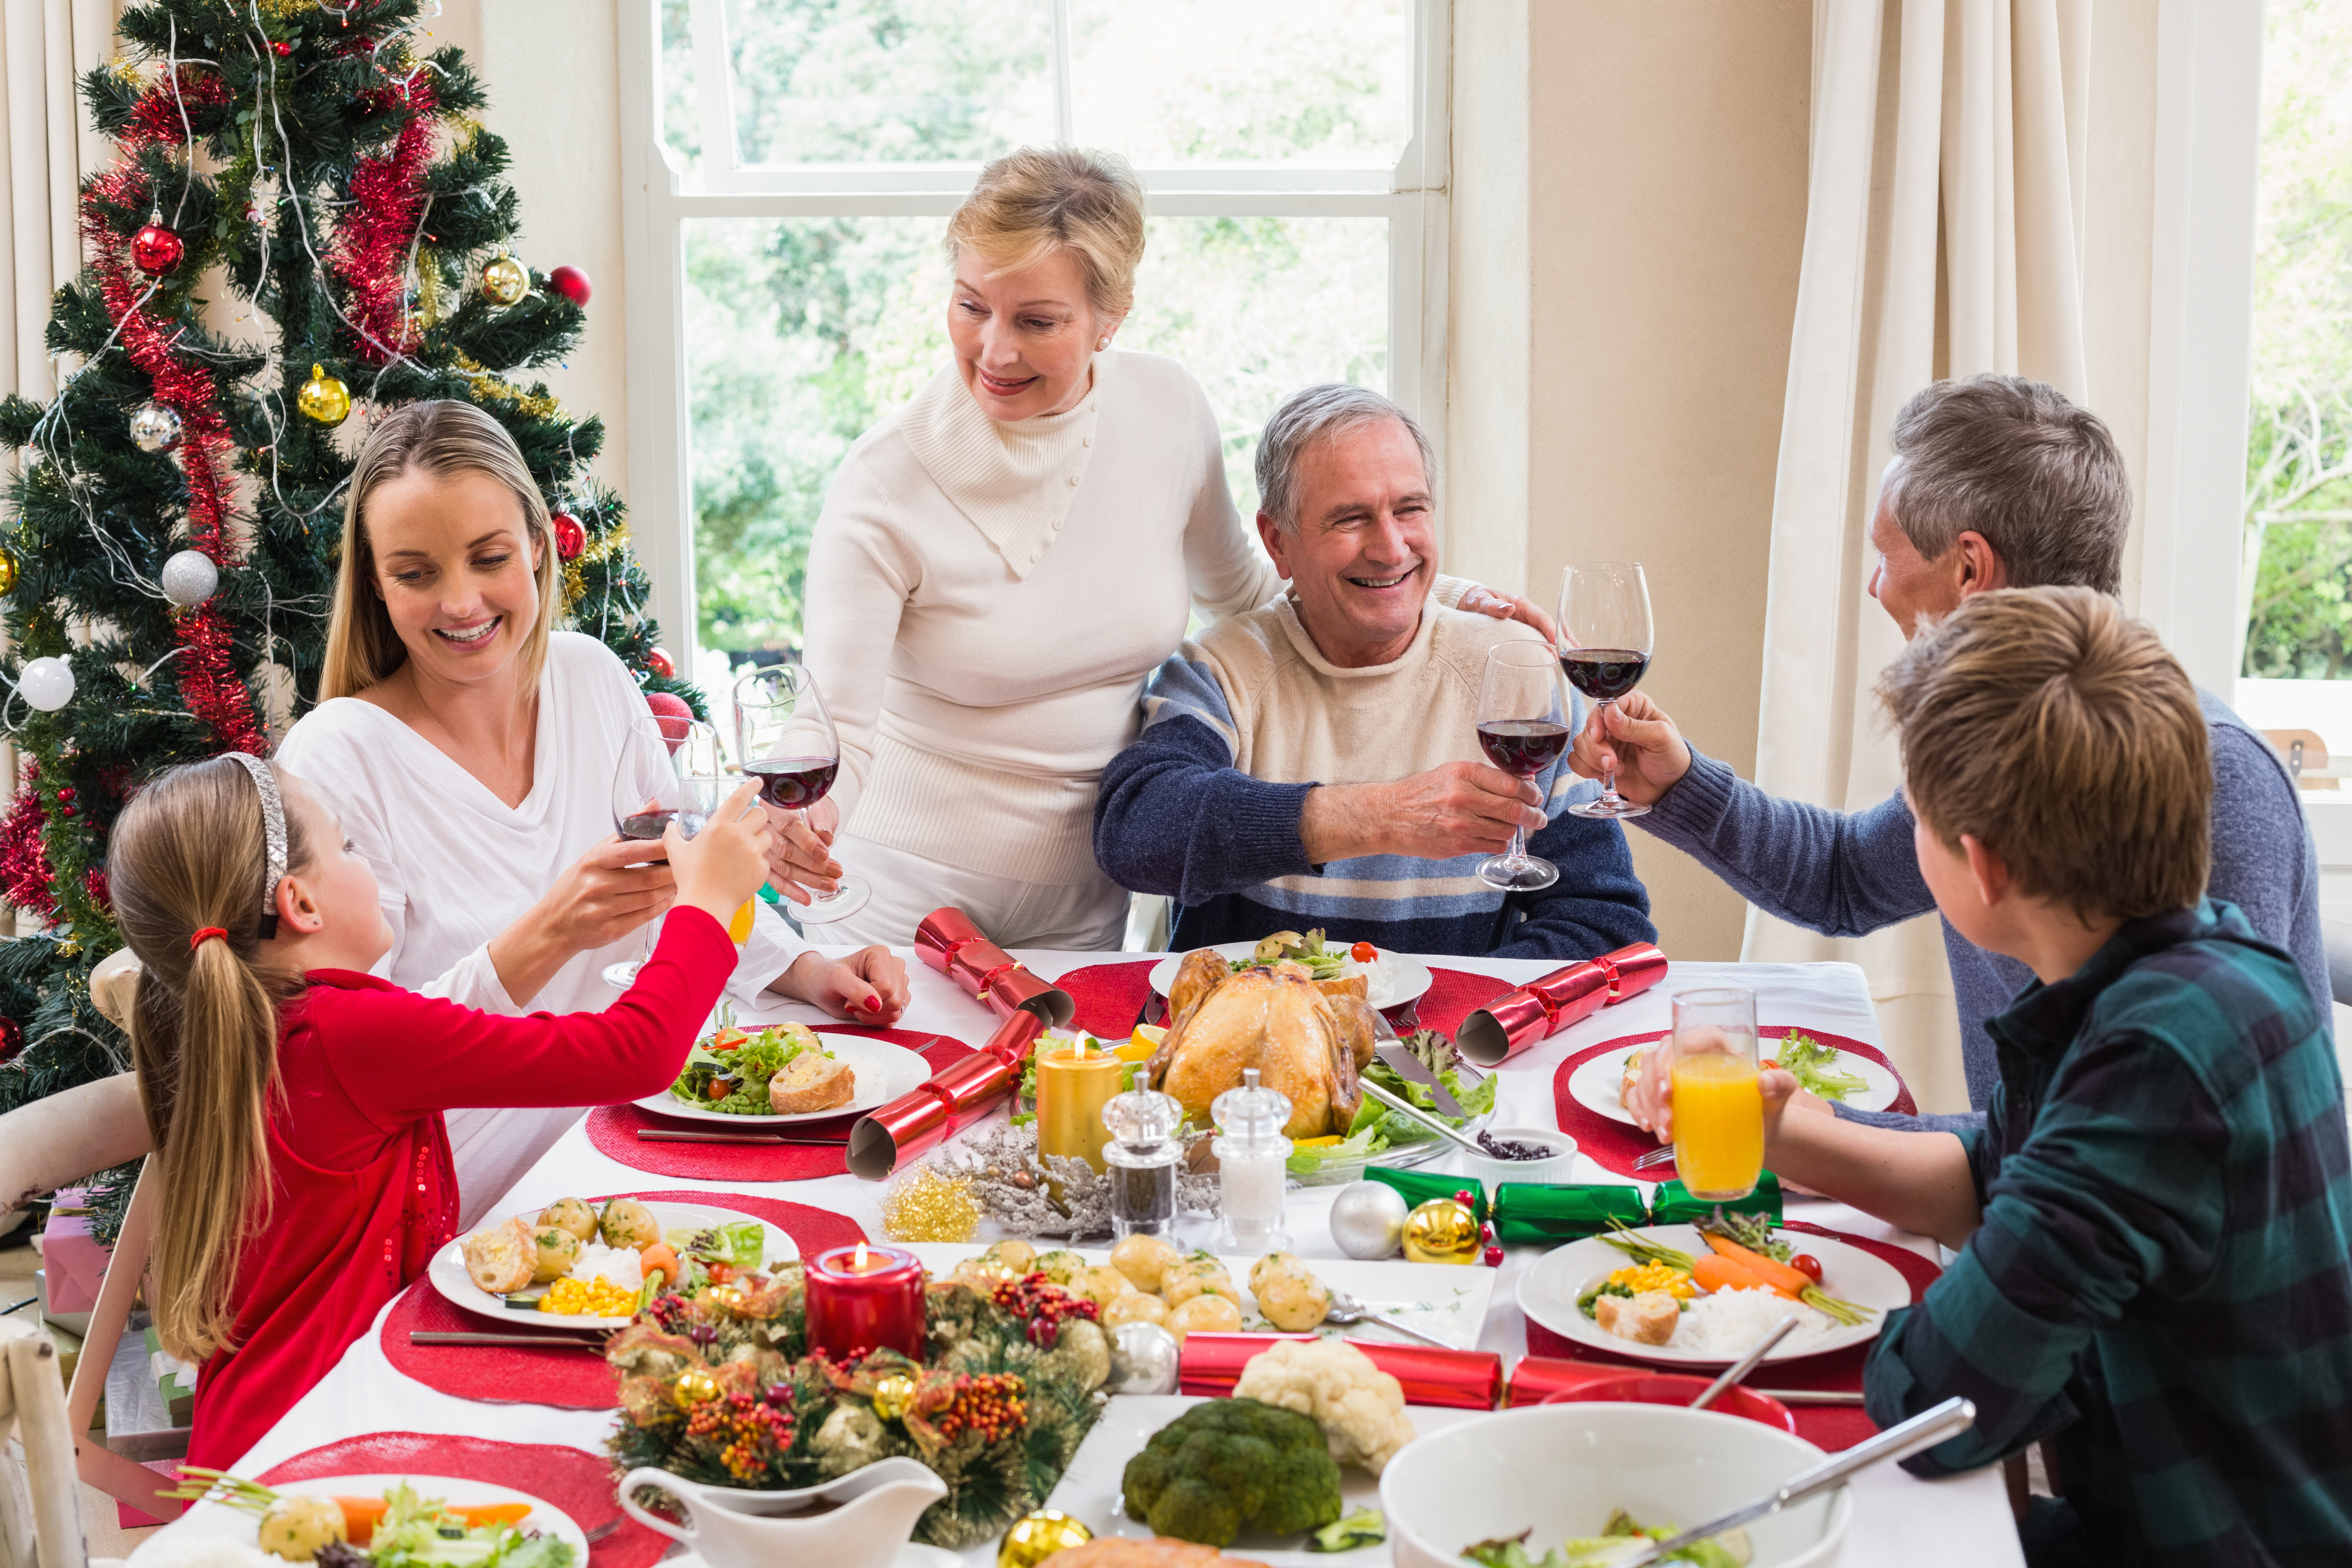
1633;1145;1677;1171
1323;1288;1456;1348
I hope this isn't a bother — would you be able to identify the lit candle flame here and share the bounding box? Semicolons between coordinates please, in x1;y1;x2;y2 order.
852;1241;868;1272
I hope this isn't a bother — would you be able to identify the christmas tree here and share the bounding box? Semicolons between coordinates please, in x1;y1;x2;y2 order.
0;0;699;1236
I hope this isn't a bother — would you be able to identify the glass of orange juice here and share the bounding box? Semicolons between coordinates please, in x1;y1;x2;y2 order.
1669;987;1763;1201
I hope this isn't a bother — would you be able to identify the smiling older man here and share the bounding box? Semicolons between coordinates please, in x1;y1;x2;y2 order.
1092;385;1655;959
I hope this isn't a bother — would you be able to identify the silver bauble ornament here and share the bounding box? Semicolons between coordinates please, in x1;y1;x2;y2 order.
129;402;182;454
1104;1321;1179;1396
17;656;74;713
159;548;219;607
1329;1178;1410;1259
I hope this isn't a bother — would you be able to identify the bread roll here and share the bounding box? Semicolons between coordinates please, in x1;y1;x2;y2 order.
463;1216;535;1294
769;1049;857;1113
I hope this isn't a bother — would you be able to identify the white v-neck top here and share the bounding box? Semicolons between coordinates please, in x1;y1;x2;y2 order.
276;631;812;1218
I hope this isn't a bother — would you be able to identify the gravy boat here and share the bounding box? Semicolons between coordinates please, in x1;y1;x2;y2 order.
619;1457;946;1568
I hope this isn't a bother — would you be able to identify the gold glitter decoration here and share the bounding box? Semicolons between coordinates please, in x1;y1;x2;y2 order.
672;1366;720;1408
997;1510;1091;1568
452;350;561;421
880;1165;981;1244
870;1371;917;1423
1401;1196;1481;1265
257;0;322;17
560;560;587;613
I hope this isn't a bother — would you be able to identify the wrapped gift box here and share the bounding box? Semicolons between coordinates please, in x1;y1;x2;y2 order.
37;1186;110;1329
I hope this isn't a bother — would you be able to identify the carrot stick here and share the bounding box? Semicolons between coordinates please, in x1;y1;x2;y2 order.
334;1498;388;1545
1690;1253;1775;1297
450;1503;532;1528
1703;1233;1811;1297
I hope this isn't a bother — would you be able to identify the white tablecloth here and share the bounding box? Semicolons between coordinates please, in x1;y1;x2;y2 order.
231;950;2022;1566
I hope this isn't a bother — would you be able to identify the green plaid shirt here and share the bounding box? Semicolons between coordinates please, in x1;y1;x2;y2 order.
1864;901;2352;1566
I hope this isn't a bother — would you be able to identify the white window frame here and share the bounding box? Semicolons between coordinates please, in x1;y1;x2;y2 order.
616;0;1451;674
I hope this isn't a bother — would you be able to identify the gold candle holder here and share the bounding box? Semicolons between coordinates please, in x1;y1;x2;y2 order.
1035;1036;1129;1172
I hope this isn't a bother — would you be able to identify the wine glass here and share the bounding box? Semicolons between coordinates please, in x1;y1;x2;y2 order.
1557;561;1655;819
1473;641;1570;892
734;663;870;923
602;714;722;989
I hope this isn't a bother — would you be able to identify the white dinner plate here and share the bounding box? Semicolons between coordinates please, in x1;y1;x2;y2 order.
904;1244;1497;1351
633;1031;931;1126
1146;942;1434;1013
430;1200;800;1331
128;1474;588;1567
1567;1030;1901;1127
1517;1225;1909;1368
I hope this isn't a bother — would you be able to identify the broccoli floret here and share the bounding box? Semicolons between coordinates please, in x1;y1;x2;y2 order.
1120;1398;1345;1546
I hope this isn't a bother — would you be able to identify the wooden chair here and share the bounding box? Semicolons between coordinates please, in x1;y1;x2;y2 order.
2261;728;2333;788
58;1160;184;1527
0;1312;89;1568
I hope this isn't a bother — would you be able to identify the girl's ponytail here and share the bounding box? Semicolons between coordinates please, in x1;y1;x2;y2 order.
110;755;310;1363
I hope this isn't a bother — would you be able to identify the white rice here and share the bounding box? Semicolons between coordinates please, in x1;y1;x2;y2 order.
1669;1287;1835;1355
129;1537;276;1568
569;1241;643;1291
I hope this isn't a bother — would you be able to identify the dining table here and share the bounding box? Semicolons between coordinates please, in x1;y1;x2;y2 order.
222;947;2026;1568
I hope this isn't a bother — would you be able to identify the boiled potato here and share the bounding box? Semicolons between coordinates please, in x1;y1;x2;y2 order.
1101;1292;1171;1330
1110;1234;1181;1292
599;1197;661;1250
1162;1256;1237;1308
530;1226;582;1284
951;1257;1017;1289
1249;1251;1307;1294
981;1239;1038;1274
1072;1264;1138;1308
1166;1293;1244;1342
1032;1249;1087;1286
257;1495;346;1561
1254;1266;1332;1331
538;1196;596;1243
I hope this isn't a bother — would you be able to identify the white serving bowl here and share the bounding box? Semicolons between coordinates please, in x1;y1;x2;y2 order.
1380;1402;1851;1568
1463;1125;1579;1189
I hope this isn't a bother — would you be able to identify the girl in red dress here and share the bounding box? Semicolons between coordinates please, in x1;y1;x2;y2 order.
106;751;773;1468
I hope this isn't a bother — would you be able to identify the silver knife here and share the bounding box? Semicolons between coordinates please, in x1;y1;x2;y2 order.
1370;1012;1467;1118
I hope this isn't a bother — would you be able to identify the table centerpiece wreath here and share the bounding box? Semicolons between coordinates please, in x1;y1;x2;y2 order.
607;1268;1108;1549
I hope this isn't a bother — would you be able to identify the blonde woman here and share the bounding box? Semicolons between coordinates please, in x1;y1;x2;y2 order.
277;401;906;1215
791;146;1546;948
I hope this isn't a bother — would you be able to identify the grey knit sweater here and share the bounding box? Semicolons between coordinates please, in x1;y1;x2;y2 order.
1638;691;2327;1134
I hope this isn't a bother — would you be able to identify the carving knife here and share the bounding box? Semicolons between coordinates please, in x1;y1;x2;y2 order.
1369;1009;1468;1119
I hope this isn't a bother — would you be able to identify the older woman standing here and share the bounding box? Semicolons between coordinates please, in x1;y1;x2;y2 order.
278;401;907;1217
792;147;1541;948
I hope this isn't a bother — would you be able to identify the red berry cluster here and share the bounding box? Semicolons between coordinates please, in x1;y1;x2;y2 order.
684;1389;795;1481
990;1273;1100;1349
930;1372;1026;1445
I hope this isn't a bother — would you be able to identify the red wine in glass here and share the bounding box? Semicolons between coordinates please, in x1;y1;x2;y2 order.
746;757;838;811
619;808;677;841
1560;648;1650;704
1477;719;1571;777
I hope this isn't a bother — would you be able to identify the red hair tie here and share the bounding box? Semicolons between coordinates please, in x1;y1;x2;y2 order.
189;927;228;951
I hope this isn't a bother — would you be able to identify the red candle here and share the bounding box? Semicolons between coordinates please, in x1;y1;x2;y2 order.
804;1242;925;1361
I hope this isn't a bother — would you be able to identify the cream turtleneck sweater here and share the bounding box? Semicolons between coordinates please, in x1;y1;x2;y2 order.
803;350;1465;888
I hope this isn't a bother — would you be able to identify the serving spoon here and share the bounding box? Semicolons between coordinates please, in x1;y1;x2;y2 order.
1357;1078;1488;1156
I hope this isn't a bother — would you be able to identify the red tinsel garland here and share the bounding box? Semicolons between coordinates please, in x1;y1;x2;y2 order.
334;81;439;364
0;786;57;920
81;67;268;757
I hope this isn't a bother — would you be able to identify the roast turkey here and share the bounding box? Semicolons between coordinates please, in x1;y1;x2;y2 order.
1148;951;1378;1138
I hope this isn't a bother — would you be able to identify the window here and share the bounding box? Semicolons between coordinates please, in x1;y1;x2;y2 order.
617;0;1449;710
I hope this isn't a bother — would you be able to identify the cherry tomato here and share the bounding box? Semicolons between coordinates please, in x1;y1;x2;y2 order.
1791;1253;1824;1285
1350;941;1377;962
707;1261;735;1284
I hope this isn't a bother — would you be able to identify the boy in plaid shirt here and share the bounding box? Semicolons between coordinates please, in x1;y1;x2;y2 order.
1635;587;2352;1566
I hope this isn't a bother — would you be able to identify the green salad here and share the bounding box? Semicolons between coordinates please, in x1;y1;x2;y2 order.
1286;1028;1496;1176
668;1020;833;1114
1228;928;1352;982
1772;1031;1869;1102
1466;1511;1746;1568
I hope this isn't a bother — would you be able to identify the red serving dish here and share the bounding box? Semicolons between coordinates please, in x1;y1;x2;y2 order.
1543;1373;1797;1434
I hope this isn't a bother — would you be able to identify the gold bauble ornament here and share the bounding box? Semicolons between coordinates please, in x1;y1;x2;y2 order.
1401;1197;1481;1265
672;1367;721;1409
0;546;17;596
998;1509;1092;1568
297;363;351;426
870;1371;918;1423
481;253;529;306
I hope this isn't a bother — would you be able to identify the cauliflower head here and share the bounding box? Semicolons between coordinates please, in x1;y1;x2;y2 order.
1231;1338;1416;1475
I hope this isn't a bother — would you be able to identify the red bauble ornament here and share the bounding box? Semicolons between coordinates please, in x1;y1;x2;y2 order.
132;223;185;274
551;511;586;561
0;1016;20;1066
646;646;676;679
270;40;292;56
646;690;695;753
548;265;592;305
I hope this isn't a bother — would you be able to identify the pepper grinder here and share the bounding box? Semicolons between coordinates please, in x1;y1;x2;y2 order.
1212;1069;1292;1252
1100;1087;1185;1240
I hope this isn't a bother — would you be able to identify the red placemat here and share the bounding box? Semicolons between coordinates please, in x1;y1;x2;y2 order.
1553;1027;1917;1179
260;1432;663;1568
380;1190;866;1409
1522;1222;1941;1451
587;1029;970;1180
1055;959;1516;1042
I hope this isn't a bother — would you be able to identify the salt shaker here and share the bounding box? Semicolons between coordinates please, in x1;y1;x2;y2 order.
1212;1069;1292;1252
1100;1087;1185;1240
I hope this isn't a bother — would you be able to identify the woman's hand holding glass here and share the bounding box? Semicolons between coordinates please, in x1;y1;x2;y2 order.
765;794;844;903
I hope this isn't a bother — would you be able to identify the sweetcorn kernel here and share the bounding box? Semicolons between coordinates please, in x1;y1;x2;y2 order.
540;1276;638;1316
1606;1262;1696;1301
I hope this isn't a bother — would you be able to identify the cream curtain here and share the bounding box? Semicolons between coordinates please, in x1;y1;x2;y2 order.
1746;0;2091;1113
